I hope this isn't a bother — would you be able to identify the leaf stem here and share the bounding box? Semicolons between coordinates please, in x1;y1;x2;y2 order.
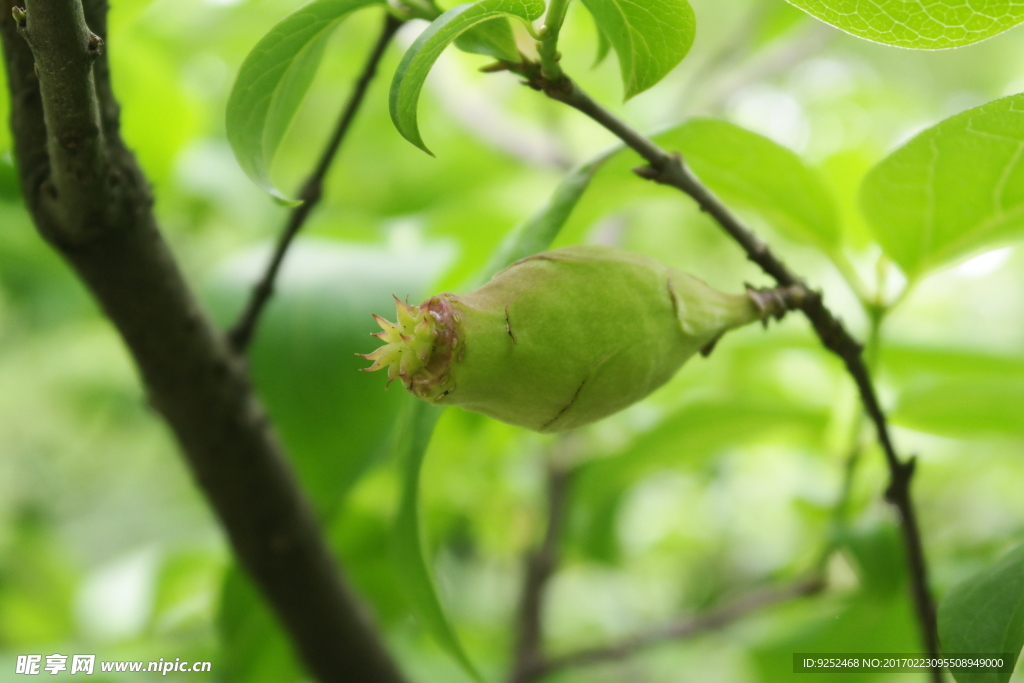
829;249;873;309
505;61;943;681
228;12;403;354
537;0;571;79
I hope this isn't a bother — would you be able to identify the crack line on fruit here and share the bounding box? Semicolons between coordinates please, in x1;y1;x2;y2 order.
505;305;517;344
542;377;587;431
541;349;617;431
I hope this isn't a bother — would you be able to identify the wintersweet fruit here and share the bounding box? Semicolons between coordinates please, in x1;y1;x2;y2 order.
363;244;799;432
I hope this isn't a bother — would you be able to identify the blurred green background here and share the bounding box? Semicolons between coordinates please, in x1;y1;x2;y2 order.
1;0;1023;680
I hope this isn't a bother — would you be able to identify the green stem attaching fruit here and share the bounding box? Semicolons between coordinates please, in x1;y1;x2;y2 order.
363;245;804;432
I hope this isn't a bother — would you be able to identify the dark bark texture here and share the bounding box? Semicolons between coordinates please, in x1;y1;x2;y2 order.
0;2;408;681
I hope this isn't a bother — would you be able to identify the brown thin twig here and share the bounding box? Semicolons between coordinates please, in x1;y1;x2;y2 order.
503;61;942;682
228;13;402;353
526;575;826;680
509;452;574;683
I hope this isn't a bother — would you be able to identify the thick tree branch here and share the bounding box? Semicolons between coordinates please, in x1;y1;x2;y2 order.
509;455;574;683
504;61;942;681
9;0;108;241
526;575;826;680
2;4;45;205
2;2;407;681
228;13;402;353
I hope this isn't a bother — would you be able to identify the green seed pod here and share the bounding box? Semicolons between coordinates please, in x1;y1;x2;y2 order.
364;245;798;432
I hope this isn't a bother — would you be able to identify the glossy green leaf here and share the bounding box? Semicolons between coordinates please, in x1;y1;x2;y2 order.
658;118;840;249
579;0;696;99
388;158;604;676
939;541;1024;683
454;17;521;61
226;0;382;201
784;0;1024;48
390;0;545;154
860;94;1024;278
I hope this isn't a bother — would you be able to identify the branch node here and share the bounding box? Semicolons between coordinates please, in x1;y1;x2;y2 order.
11;6;26;29
885;455;917;502
746;283;808;323
632;164;660;180
479;60;512;73
299;179;323;205
87;32;104;58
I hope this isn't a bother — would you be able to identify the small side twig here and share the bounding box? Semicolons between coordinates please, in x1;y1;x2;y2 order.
526;575;826;680
509;450;574;683
228;13;402;353
500;61;942;682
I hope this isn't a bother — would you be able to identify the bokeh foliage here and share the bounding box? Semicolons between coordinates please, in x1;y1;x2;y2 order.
2;0;1024;681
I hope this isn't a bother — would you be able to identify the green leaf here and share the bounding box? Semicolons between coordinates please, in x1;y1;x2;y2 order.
390;0;546;154
592;21;611;67
754;2;810;48
784;0;1024;48
657;118;840;249
881;344;1024;384
0;155;21;202
579;0;696;99
860;94;1024;278
840;521;905;597
892;376;1024;439
939;541;1024;683
390;400;481;679
226;0;382;201
477;151;615;283
218;568;305;683
454;17;521;61
884;344;1024;439
754;590;919;682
